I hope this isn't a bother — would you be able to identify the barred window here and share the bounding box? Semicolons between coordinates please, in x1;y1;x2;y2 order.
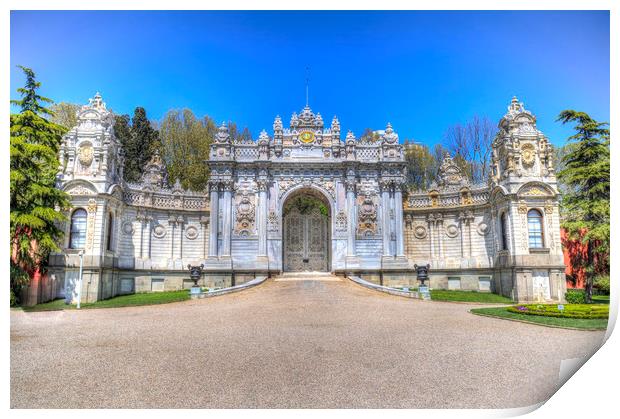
106;213;114;251
69;209;87;249
527;209;544;248
500;212;509;250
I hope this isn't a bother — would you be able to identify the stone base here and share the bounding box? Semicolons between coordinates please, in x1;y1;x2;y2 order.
190;285;205;299
205;256;232;270
381;255;409;270
344;256;360;270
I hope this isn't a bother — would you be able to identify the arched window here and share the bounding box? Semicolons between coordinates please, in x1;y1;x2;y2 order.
69;209;87;249
500;212;509;250
106;212;114;251
527;209;544;248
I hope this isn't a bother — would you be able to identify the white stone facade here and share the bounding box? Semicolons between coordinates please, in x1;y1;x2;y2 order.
47;95;565;303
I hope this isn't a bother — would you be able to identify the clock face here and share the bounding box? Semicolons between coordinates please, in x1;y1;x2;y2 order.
299;130;315;144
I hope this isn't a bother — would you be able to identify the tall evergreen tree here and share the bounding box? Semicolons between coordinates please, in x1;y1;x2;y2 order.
10;66;69;305
118;107;159;183
557;110;610;303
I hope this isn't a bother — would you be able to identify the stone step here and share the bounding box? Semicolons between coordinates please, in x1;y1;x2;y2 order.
273;272;342;281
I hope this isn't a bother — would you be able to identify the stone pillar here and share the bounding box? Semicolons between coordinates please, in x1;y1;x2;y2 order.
168;215;176;261
346;181;356;257
257;180;268;257
381;181;392;257
144;215;153;259
200;216;209;260
394;185;405;257
208;183;219;258
177;215;184;261
427;214;435;259
221;181;233;258
136;213;145;259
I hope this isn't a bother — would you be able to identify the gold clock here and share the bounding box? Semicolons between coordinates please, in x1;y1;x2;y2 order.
299;130;315;144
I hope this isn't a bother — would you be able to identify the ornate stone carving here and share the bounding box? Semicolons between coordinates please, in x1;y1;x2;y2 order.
445;224;459;238
121;220;134;235
521;143;536;166
357;194;378;237
185;225;199;240
335;210;347;233
267;210;279;233
152;223;167;239
476;222;490;236
78;144;94;167
413;224;427;239
234;193;256;236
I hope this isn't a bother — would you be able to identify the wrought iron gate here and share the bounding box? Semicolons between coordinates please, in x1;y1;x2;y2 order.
283;205;329;272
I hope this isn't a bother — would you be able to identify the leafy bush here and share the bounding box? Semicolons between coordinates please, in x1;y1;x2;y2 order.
565;289;586;304
594;275;610;295
507;304;608;319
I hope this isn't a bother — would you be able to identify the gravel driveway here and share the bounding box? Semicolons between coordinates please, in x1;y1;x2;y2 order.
10;276;606;408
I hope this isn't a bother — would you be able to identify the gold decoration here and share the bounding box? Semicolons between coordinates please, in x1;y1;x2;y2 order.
299;130;315;144
78;144;94;167
521;143;536;166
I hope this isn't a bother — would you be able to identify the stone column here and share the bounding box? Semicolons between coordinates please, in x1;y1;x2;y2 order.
144;215;153;259
257;180;268;257
394;185;405;257
221;180;233;258
136;213;145;259
177;215;184;260
200;216;209;260
427;214;435;259
381;181;392;257
346;180;356;257
168;215;176;261
208;183;219;258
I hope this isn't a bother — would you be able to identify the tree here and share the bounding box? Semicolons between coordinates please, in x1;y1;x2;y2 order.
443;115;496;183
359;128;381;143
404;141;437;190
557;110;610;303
49;102;80;130
117;107;159;183
10;66;69;305
159;109;216;191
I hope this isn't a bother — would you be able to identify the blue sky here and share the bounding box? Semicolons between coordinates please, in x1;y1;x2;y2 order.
10;11;609;146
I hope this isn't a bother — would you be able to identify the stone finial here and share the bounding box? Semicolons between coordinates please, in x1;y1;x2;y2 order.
273;115;283;132
216;122;230;143
345;130;356;144
258;129;270;145
331;115;340;129
382;122;398;144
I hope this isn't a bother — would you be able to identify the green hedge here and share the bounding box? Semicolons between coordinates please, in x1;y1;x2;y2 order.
507;304;608;319
565;289;586;304
594;276;610;295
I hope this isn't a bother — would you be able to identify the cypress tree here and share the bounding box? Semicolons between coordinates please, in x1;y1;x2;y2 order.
10;66;70;305
118;107;159;183
557;110;610;303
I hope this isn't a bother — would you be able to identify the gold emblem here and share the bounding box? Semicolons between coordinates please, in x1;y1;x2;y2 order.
521;143;536;165
78;144;94;167
299;130;315;144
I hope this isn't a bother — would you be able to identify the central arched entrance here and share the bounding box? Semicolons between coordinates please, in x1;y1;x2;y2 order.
282;189;331;272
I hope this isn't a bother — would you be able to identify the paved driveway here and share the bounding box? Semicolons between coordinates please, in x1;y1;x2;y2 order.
11;276;606;408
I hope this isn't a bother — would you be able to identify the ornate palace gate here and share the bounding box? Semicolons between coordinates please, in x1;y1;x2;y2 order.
283;194;330;272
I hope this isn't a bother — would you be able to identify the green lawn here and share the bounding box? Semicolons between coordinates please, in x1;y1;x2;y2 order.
22;290;190;312
592;295;610;304
471;306;609;330
429;290;513;303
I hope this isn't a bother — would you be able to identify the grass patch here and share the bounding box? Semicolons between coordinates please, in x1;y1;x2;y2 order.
471;307;608;330
23;290;190;312
508;303;608;319
428;290;513;303
592;295;610;305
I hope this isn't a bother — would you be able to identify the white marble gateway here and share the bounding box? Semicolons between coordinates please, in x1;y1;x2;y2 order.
44;94;566;304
